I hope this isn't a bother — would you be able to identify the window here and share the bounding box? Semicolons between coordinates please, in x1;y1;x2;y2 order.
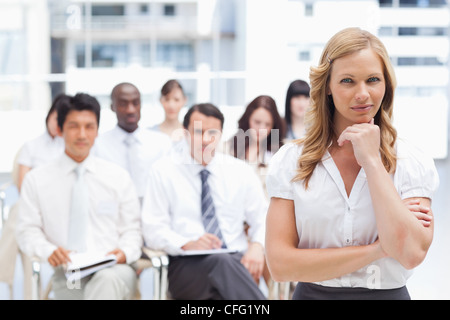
399;27;416;36
140;5;149;14
429;0;447;6
298;51;310;61
397;56;445;66
399;0;419;7
305;3;313;16
164;4;176;16
398;27;448;36
0;32;25;74
140;43;151;68
399;0;447;7
396;86;447;96
156;42;194;71
76;43;128;68
379;27;394;36
91;5;125;16
379;0;393;7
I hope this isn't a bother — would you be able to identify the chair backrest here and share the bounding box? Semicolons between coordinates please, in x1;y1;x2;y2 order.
11;145;23;189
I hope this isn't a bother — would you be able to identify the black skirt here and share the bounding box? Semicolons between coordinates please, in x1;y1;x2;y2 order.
292;282;411;300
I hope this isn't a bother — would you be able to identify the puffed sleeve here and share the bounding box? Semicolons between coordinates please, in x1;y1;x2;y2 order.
265;143;301;200
17;140;33;167
394;139;439;200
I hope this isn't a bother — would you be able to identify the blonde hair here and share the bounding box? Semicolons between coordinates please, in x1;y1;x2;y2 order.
294;27;398;188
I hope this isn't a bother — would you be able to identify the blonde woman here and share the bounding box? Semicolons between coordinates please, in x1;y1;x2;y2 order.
265;28;439;300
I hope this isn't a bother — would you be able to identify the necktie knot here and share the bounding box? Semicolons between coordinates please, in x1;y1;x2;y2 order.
200;169;210;183
124;134;137;147
75;165;85;178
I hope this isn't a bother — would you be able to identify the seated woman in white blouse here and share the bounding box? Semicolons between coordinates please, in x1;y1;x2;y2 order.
265;27;439;300
17;94;69;191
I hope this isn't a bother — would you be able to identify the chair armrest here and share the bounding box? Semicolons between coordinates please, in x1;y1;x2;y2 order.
133;247;167;270
0;181;12;225
141;247;168;259
30;256;42;300
136;247;169;300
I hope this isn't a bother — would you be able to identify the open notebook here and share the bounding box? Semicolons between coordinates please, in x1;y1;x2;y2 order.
179;248;238;256
65;251;117;282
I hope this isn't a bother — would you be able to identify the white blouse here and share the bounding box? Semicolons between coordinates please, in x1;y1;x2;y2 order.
17;131;64;168
266;139;439;289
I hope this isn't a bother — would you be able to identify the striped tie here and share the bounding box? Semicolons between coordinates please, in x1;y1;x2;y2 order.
200;169;226;248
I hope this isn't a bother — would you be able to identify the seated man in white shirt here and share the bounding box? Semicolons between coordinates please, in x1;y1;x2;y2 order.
93;82;171;204
16;93;142;300
141;103;267;300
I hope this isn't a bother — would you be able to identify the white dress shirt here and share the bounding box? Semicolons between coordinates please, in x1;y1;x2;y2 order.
16;153;142;264
93;125;172;198
266;139;439;289
141;141;268;256
17;131;64;168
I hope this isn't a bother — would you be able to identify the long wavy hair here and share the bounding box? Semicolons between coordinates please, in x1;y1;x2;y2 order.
293;27;398;188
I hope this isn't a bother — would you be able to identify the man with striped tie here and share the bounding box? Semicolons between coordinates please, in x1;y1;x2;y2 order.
142;103;268;300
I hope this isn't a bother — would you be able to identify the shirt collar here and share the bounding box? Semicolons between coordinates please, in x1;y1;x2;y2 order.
115;125;143;145
60;152;96;175
177;140;219;177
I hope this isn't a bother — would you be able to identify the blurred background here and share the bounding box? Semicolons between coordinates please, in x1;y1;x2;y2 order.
0;0;449;300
